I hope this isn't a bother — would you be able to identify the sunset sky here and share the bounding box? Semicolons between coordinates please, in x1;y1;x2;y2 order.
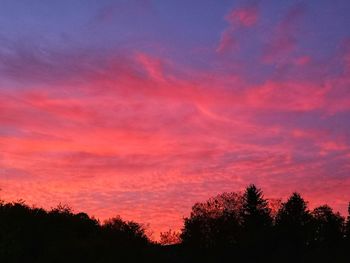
0;0;350;238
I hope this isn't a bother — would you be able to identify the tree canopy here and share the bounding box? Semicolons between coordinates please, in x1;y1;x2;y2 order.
1;185;350;262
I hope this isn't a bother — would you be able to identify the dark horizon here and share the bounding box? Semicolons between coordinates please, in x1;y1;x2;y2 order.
1;183;349;242
0;184;349;240
1;184;349;262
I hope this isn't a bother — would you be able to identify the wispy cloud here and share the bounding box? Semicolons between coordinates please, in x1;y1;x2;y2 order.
216;4;259;54
262;4;305;63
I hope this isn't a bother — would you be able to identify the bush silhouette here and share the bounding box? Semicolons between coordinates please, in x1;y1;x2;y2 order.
0;201;155;263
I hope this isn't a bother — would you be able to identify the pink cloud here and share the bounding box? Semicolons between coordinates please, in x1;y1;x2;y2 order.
245;80;329;111
1;42;350;239
263;4;305;63
136;53;165;81
216;29;238;54
226;6;259;27
294;55;311;66
216;5;259;54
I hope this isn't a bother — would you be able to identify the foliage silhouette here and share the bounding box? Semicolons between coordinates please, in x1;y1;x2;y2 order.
0;201;156;263
240;185;273;261
159;229;181;245
1;184;350;262
312;205;344;246
276;194;312;236
181;192;243;250
181;187;350;262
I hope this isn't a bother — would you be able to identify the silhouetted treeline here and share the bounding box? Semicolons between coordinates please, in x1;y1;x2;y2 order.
1;185;350;262
181;185;350;262
0;201;158;263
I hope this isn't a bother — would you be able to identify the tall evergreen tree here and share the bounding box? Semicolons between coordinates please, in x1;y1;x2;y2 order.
241;185;273;259
242;184;272;229
275;192;313;258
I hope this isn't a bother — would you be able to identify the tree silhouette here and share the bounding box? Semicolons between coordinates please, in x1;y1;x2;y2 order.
241;185;273;260
312;205;344;246
102;216;149;244
242;185;272;228
159;229;181;245
0;200;156;263
1;186;350;262
180;192;243;261
346;202;350;240
275;192;313;261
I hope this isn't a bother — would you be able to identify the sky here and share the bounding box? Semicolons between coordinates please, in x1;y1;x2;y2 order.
0;0;350;238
